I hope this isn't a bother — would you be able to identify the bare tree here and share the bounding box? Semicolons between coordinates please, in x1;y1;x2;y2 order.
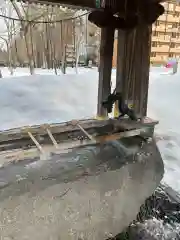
10;1;50;74
0;1;18;74
0;1;89;75
59;10;75;74
74;11;86;73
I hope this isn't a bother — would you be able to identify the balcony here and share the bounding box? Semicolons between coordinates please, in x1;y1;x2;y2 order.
152;36;170;42
151;56;168;60
150;56;168;63
171;38;180;43
152;25;178;33
151;46;180;54
167;3;176;11
170;48;180;53
157;15;167;22
175;5;180;12
151;46;169;52
151;36;180;44
158;14;179;23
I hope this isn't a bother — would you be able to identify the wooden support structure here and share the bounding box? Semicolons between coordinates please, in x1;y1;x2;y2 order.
97;27;115;118
0;1;166;239
116;25;152;117
24;0;156;117
0;117;157;152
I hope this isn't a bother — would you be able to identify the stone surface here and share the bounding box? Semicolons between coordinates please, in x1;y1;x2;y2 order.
0;137;164;239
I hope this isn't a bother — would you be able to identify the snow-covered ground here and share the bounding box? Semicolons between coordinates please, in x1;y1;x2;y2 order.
0;67;99;129
0;66;179;193
148;67;180;193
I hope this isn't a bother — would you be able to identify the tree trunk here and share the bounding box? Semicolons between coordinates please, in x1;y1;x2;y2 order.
7;27;13;75
61;44;67;74
25;33;35;75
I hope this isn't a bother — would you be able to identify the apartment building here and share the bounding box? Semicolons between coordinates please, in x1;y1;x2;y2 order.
112;1;180;67
151;1;180;64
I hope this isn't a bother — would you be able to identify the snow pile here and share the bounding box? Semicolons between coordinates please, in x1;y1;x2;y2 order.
127;219;180;240
116;183;180;240
147;67;180;193
0;67;94;78
0;67;99;130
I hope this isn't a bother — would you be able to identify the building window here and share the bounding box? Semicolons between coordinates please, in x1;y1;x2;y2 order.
169;53;174;57
172;22;178;28
89;32;95;37
174;11;180;17
171;32;177;38
158;42;164;47
173;4;176;12
152;42;157;47
151;52;156;57
153;31;158;36
155;21;159;26
170;42;175;48
169;3;175;10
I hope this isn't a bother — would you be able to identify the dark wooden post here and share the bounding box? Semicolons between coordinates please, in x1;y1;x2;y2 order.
97;27;115;118
116;25;152;117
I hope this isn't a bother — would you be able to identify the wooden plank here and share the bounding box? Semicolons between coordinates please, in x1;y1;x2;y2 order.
95;128;144;143
113;117;158;131
97;27;115;117
0;117;158;144
0;125;149;166
116;25;152;117
0;127;147;167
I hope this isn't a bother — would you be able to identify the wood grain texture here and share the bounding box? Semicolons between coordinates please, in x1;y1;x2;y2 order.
116;25;152;117
0;117;158;152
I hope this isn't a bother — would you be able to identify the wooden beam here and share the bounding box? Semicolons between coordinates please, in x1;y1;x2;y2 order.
116;25;152;117
0;117;158;149
97;27;115;118
23;0;163;10
20;0;97;9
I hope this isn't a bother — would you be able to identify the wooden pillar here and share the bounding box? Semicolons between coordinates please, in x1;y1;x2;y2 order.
116;25;152;117
97;27;115;117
